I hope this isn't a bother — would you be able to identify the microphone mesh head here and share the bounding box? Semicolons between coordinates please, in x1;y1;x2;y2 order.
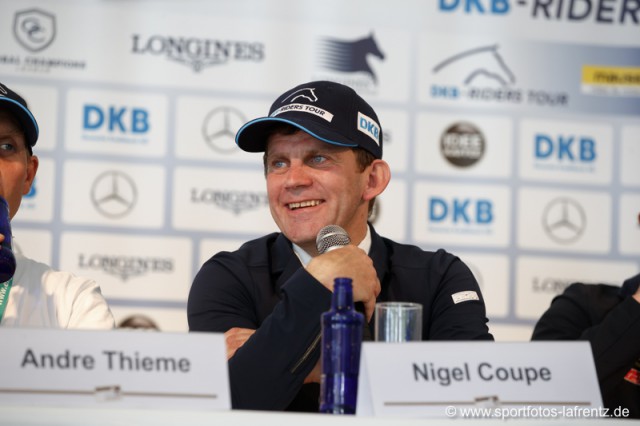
316;225;351;254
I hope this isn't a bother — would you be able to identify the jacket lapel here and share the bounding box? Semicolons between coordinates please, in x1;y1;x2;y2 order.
270;234;303;296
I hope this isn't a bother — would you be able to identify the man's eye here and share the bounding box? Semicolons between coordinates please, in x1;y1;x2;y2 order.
267;160;287;172
0;143;15;152
309;155;326;165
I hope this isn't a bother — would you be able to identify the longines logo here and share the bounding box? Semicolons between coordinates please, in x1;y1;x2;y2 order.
9;8;86;72
202;106;246;153
431;44;568;108
315;32;385;90
542;197;586;244
440;121;486;167
131;34;265;72
531;276;574;293
191;188;268;215
77;253;173;281
91;171;138;219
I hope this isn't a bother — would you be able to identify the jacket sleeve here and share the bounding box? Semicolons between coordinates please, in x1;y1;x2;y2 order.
58;275;115;330
188;253;332;410
532;284;640;383
427;252;493;341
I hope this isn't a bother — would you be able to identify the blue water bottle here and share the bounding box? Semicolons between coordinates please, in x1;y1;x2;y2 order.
319;277;364;414
0;197;15;283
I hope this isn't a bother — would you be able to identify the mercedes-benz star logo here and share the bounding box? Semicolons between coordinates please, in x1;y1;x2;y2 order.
542;197;586;244
91;171;137;219
202;106;246;153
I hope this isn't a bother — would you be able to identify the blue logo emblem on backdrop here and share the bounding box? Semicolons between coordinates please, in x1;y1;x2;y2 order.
317;33;385;84
430;197;494;225
534;133;597;173
82;104;150;144
428;196;496;236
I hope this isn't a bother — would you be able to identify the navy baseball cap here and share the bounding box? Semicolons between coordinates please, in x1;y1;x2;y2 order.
236;80;383;159
0;82;39;150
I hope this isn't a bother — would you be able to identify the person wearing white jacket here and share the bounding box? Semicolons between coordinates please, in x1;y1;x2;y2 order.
0;81;114;329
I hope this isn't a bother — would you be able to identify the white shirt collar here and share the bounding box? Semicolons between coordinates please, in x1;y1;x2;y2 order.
293;225;372;267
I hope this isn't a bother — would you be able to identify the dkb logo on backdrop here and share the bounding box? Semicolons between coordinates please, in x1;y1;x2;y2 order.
82;103;150;144
429;197;495;236
535;133;596;165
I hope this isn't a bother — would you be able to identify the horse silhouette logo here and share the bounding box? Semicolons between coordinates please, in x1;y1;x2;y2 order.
317;33;385;83
432;44;515;86
282;88;319;104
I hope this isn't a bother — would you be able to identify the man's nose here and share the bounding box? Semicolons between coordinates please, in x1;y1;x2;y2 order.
284;163;312;189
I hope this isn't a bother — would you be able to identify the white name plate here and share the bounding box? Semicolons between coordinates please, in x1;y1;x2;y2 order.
0;328;230;411
356;341;602;418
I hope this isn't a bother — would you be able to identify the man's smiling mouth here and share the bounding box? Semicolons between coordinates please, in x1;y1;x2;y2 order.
288;200;323;210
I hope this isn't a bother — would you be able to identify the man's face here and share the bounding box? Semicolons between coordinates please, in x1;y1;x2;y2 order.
265;131;371;255
0;110;38;219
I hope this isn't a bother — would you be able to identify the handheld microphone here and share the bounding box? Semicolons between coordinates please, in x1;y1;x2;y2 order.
0;197;16;283
316;224;372;339
316;225;351;254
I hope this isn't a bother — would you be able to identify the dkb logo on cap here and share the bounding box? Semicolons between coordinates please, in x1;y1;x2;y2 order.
357;112;380;146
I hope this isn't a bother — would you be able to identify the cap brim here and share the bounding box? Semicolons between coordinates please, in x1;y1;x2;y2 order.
236;116;358;153
0;97;39;148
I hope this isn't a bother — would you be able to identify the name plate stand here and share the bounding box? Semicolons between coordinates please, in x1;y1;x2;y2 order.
0;328;230;411
356;341;602;418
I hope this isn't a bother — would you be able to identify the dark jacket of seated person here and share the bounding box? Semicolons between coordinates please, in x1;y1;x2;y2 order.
188;80;493;412
531;273;640;419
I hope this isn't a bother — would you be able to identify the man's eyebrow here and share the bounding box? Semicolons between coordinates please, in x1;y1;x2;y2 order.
0;128;23;136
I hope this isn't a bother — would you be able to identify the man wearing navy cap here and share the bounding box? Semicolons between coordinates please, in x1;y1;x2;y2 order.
0;82;114;329
188;81;492;411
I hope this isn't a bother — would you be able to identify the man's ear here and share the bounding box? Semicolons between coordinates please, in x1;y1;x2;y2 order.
22;154;39;196
363;159;391;202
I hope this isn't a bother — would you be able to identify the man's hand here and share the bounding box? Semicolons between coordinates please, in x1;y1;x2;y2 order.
633;283;640;305
306;245;381;321
304;359;321;384
224;327;256;360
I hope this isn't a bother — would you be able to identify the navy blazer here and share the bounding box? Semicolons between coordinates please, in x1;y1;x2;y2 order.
532;274;640;418
188;225;493;411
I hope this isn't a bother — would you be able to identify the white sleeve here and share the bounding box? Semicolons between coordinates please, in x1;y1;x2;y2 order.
44;270;115;329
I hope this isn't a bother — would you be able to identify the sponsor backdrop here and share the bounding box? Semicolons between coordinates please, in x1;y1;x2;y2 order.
1;0;638;338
